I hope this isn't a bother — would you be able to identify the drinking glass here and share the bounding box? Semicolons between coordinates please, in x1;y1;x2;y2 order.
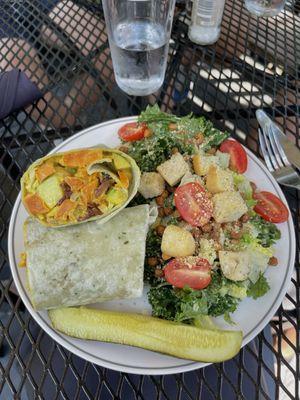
102;0;176;96
245;0;285;17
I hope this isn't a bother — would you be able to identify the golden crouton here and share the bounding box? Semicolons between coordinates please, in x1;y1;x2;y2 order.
157;153;189;186
193;153;218;176
212;191;248;223
138;172;165;199
206;166;234;194
161;225;195;257
219;251;250;281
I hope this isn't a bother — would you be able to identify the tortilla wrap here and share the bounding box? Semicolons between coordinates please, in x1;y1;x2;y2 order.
24;205;149;310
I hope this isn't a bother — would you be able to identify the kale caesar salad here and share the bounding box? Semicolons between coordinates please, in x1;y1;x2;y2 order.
119;105;288;326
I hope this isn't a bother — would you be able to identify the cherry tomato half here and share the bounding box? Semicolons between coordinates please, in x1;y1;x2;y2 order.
253;191;289;223
220;139;248;173
118;122;146;142
174;182;213;227
164;257;211;290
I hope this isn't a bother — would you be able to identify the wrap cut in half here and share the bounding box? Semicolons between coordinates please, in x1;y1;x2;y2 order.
21;147;141;227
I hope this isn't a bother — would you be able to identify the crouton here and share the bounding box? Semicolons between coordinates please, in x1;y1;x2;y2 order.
138;172;165;199
157;153;189;186
219;251;250;281
206;166;234;194
161;225;195;257
212;191;248;223
193;153;219;176
193;151;231;176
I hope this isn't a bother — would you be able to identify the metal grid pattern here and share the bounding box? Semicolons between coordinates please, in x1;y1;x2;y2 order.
0;0;299;398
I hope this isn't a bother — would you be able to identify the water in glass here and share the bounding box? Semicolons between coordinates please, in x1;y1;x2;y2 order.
110;20;168;96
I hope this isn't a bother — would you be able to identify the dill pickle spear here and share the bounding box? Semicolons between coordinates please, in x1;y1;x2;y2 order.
49;307;242;363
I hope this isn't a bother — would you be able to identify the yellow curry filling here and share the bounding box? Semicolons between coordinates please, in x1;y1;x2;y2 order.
22;149;133;225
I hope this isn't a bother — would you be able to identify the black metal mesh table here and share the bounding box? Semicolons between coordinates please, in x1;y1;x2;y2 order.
0;0;299;398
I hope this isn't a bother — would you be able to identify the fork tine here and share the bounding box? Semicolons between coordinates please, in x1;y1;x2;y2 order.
266;123;284;168
269;124;291;167
259;128;274;172
260;126;278;170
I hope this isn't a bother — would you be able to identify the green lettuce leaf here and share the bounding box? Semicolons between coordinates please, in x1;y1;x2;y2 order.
247;274;270;299
250;215;281;248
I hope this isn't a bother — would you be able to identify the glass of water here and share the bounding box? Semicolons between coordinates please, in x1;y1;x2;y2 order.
102;0;176;96
245;0;285;17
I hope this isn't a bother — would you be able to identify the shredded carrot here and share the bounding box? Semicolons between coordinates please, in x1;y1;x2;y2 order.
81;179;99;204
118;170;130;189
24;193;49;214
61;150;102;167
64;176;84;191
76;167;89;179
56;199;76;219
35;163;56;183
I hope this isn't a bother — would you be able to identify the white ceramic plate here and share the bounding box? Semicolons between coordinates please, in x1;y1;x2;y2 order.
8;117;295;375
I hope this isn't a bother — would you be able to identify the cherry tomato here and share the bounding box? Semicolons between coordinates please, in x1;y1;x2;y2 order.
118;122;146;142
164;257;211;290
253;191;289;223
220;139;248;173
174;182;213;227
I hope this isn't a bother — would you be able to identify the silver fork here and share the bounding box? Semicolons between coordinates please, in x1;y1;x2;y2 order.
258;125;300;190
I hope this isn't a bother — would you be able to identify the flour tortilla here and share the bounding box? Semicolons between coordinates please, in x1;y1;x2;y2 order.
24;205;149;310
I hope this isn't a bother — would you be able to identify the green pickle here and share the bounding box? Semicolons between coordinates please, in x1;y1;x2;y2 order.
49;307;242;362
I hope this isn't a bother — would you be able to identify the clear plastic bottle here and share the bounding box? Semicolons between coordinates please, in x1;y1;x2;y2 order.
188;0;225;45
245;0;285;17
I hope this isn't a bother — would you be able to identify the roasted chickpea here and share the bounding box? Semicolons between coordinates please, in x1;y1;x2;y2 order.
230;230;243;239
163;207;173;216
143;128;152;138
240;213;250;223
268;256;278;266
169;123;177;130
195;132;204;144
156;225;166;236
155;195;165;206
148;257;158;267
202;223;213;233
